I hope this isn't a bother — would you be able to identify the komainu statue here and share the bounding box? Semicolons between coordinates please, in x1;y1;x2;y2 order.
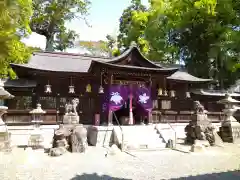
65;98;79;115
194;101;206;114
185;101;215;146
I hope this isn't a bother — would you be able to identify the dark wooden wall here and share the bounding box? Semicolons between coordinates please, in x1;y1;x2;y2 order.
3;68;234;125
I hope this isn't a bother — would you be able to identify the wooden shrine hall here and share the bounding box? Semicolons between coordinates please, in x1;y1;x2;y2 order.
3;45;222;125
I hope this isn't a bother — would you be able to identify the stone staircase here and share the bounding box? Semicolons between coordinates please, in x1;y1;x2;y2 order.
155;124;186;144
112;125;166;151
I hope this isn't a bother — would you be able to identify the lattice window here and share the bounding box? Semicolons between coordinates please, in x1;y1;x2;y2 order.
39;97;56;109
161;100;171;110
7;96;32;110
59;97;67;108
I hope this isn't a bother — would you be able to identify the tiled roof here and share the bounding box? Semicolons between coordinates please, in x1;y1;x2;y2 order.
167;71;212;82
11;52;96;73
228;79;240;93
10;47;177;73
191;89;240;97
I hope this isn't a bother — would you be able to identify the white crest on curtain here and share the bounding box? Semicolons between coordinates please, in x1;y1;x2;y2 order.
139;93;149;104
110;92;123;105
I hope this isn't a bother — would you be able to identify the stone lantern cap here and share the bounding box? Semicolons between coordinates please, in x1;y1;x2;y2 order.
218;94;240;104
30;104;46;114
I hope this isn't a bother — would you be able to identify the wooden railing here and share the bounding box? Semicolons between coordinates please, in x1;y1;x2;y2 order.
3;109;240;125
152;110;231;123
3;109;60;125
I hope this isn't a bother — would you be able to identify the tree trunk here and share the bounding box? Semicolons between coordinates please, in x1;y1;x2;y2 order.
45;35;54;51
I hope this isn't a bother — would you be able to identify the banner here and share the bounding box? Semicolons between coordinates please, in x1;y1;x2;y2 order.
134;86;152;112
109;85;129;111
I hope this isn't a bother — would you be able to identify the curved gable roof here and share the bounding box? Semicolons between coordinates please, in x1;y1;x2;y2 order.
106;45;163;68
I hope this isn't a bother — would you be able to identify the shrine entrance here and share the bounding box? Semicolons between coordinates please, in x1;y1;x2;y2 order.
108;84;152;125
113;97;146;125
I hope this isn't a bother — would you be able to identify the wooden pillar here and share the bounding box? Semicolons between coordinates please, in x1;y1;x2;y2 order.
32;89;37;108
147;75;153;125
148;111;153;124
108;73;113;125
129;93;134;125
56;93;60;124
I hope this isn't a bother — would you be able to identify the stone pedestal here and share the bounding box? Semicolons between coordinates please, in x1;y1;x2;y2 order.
185;101;216;146
219;121;240;143
0;108;11;152
28;127;44;149
63;114;79;124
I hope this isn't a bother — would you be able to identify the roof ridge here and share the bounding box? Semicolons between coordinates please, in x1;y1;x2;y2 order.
33;51;111;59
32;52;105;61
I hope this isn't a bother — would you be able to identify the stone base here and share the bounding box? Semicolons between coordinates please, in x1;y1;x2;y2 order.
87;126;114;147
63;115;79;124
0;131;11;152
219;122;240;143
28;129;44;149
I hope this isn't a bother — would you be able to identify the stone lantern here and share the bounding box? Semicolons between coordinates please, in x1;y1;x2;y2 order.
29;104;46;148
218;93;240;143
0;79;14;151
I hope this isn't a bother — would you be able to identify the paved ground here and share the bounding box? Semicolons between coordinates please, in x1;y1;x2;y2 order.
0;144;240;180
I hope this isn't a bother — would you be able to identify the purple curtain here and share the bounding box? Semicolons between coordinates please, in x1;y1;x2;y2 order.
109;85;129;112
135;86;152;112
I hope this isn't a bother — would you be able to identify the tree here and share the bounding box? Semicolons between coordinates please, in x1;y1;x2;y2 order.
0;0;32;58
79;40;109;57
54;28;79;52
0;0;33;78
79;35;117;57
117;0;149;54
147;0;240;87
30;0;90;51
0;40;33;79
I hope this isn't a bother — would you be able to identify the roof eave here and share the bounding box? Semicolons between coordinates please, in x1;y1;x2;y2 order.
166;78;212;83
10;63;91;74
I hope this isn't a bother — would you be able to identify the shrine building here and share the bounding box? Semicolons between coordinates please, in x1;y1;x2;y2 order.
3;45;234;126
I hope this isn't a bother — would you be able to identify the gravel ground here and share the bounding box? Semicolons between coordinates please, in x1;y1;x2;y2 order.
0;145;240;180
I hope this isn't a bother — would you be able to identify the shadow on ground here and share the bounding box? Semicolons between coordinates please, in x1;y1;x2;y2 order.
70;173;132;180
170;170;240;180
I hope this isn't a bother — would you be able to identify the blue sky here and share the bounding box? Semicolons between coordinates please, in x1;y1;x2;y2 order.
22;0;149;50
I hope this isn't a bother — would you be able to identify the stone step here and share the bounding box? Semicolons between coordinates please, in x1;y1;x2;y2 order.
113;125;166;151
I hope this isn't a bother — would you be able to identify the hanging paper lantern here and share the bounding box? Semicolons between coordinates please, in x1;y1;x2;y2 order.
44;84;52;93
170;90;176;97
69;85;75;94
86;84;92;93
158;88;163;96
186;91;191;98
163;89;168;96
98;85;104;94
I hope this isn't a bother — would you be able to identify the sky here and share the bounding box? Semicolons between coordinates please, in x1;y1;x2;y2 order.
22;0;149;51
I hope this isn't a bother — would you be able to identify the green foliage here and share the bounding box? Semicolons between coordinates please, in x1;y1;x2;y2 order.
79;35;117;57
30;0;90;51
112;48;121;57
118;0;149;54
0;0;33;78
117;0;240;87
0;39;32;79
0;0;32;57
